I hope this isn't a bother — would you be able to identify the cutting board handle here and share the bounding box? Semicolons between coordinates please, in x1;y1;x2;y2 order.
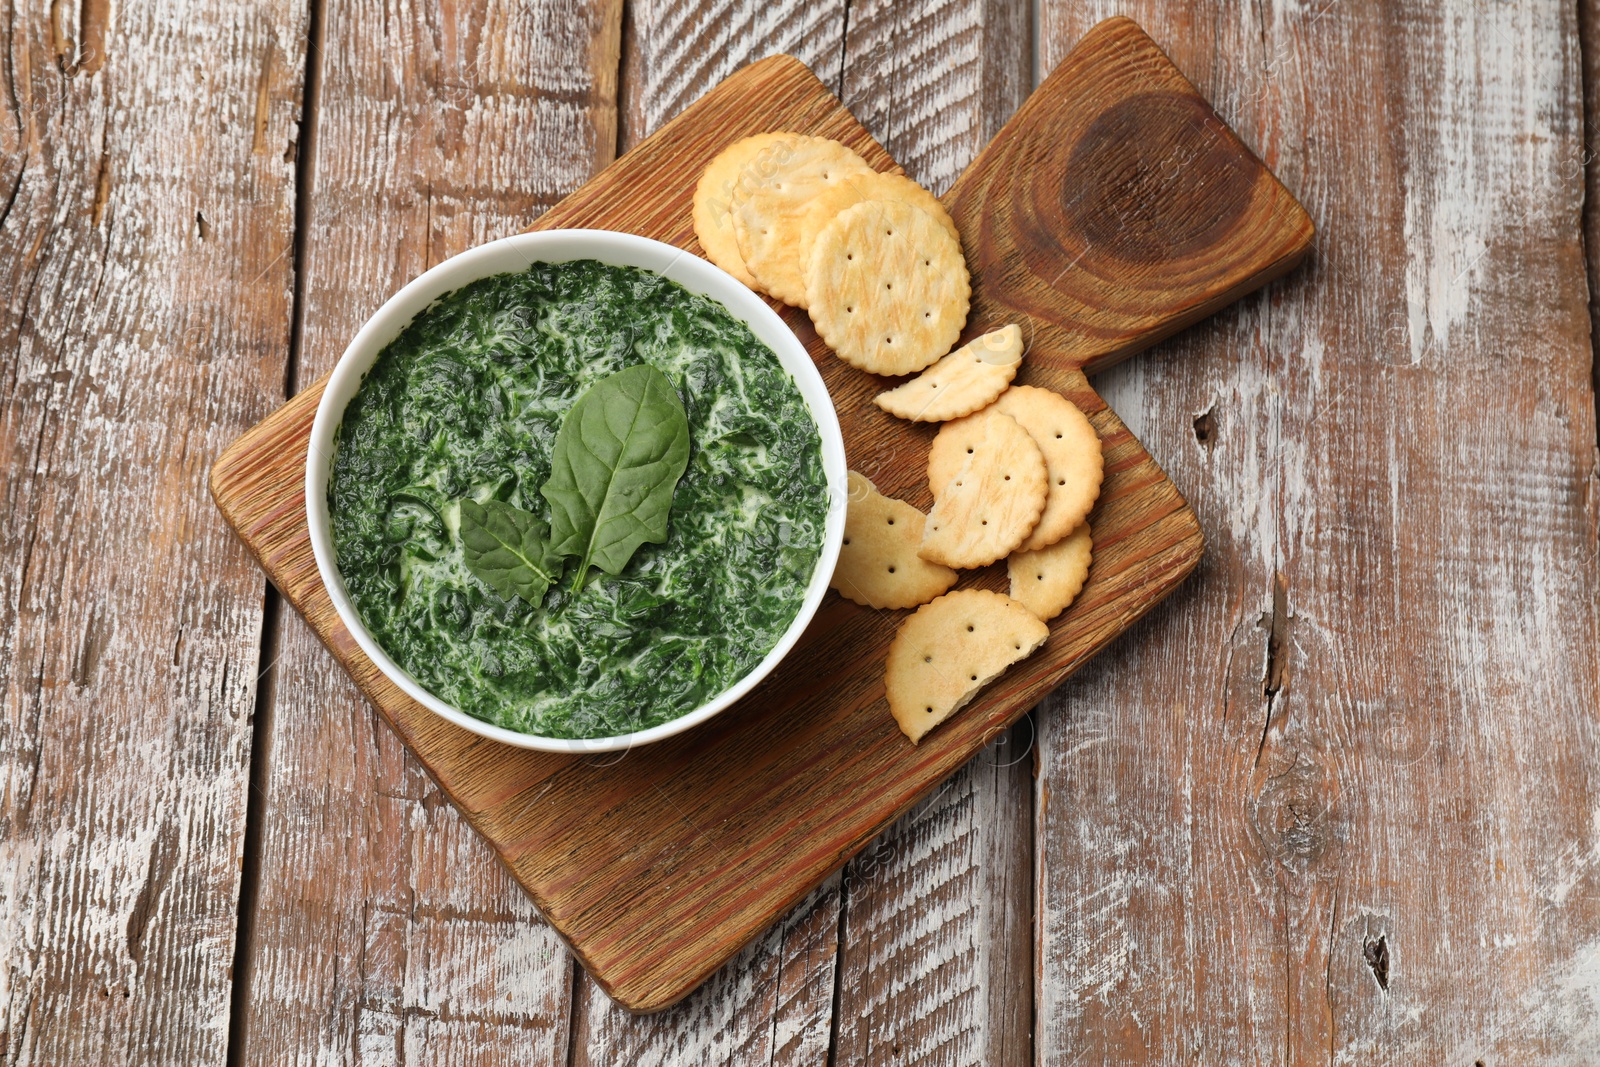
944;16;1314;378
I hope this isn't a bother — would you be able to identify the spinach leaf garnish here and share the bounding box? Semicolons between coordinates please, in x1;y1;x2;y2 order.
540;364;691;593
457;498;562;606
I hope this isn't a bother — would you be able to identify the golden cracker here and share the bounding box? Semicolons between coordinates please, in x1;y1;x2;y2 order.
804;199;970;376
990;386;1103;551
795;169;959;277
874;324;1023;422
693;132;799;288
919;408;1047;569
885;589;1050;744
1007;521;1092;621
730;135;873;307
830;470;958;610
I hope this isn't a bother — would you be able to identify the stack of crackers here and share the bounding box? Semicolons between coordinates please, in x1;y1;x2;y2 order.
695;133;1102;744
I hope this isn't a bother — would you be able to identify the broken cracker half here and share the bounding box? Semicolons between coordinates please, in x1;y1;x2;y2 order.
885;589;1050;743
1008;521;1092;621
874;324;1023;422
831;470;959;610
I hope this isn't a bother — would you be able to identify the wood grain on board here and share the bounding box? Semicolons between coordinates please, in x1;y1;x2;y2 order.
212;22;1311;1011
0;0;306;1063
233;1;623;1064
947;17;1312;375
1035;2;1600;1063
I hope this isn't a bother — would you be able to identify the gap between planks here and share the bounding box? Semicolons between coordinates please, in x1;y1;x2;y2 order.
1579;0;1600;449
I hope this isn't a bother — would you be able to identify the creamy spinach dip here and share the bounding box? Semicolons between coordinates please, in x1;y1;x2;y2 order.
329;259;828;739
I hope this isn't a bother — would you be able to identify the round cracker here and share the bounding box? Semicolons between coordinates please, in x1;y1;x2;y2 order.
989;386;1103;551
795;169;959;275
885;589;1050;744
1008;521;1092;621
694;132;799;288
831;471;958;610
729;135;873;306
805;199;970;376
919;408;1046;569
874;324;1023;422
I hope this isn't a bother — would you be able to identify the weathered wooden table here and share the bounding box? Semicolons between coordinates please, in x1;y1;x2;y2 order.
5;0;1600;1063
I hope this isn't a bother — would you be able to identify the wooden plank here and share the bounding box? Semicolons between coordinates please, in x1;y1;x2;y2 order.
235;1;622;1064
210;22;1311;1011
832;736;1033;1065
840;0;1031;197
1584;0;1600;372
573;0;848;1056
828;3;1035;1065
0;0;306;1063
1035;3;1600;1061
572;877;843;1065
618;0;846;153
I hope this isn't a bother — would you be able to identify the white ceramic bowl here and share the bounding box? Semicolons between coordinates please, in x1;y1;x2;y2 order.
307;230;847;754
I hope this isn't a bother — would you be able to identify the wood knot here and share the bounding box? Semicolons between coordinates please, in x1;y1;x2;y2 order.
1363;933;1390;990
1064;91;1257;263
1248;750;1341;870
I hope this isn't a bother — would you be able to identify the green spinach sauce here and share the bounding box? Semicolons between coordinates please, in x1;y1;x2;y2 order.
329;259;828;739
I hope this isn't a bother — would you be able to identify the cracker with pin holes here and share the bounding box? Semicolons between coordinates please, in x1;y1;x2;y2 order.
796;169;959;275
804;199;970;376
885;589;1050;743
920;408;1046;569
831;471;958;610
874;324;1023;422
729;135;873;307
989;386;1103;552
1008;521;1092;621
694;133;799;288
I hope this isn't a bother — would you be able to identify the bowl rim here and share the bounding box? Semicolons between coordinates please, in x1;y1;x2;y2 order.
305;229;847;754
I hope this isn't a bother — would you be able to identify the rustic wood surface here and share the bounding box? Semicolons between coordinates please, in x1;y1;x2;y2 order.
207;12;1315;1011
5;0;1600;1062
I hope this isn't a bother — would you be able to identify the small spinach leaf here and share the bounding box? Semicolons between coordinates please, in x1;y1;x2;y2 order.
457;498;562;606
540;364;691;593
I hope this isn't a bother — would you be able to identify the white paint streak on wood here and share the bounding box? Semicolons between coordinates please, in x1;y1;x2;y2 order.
246;618;576;1067
1036;1;1600;1062
0;1;305;1063
239;2;621;1064
621;0;848;152
831;735;1033;1066
840;0;1030;196
574;877;840;1066
1399;3;1519;368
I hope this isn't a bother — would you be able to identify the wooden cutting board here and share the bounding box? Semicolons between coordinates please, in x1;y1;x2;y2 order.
210;17;1311;1012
